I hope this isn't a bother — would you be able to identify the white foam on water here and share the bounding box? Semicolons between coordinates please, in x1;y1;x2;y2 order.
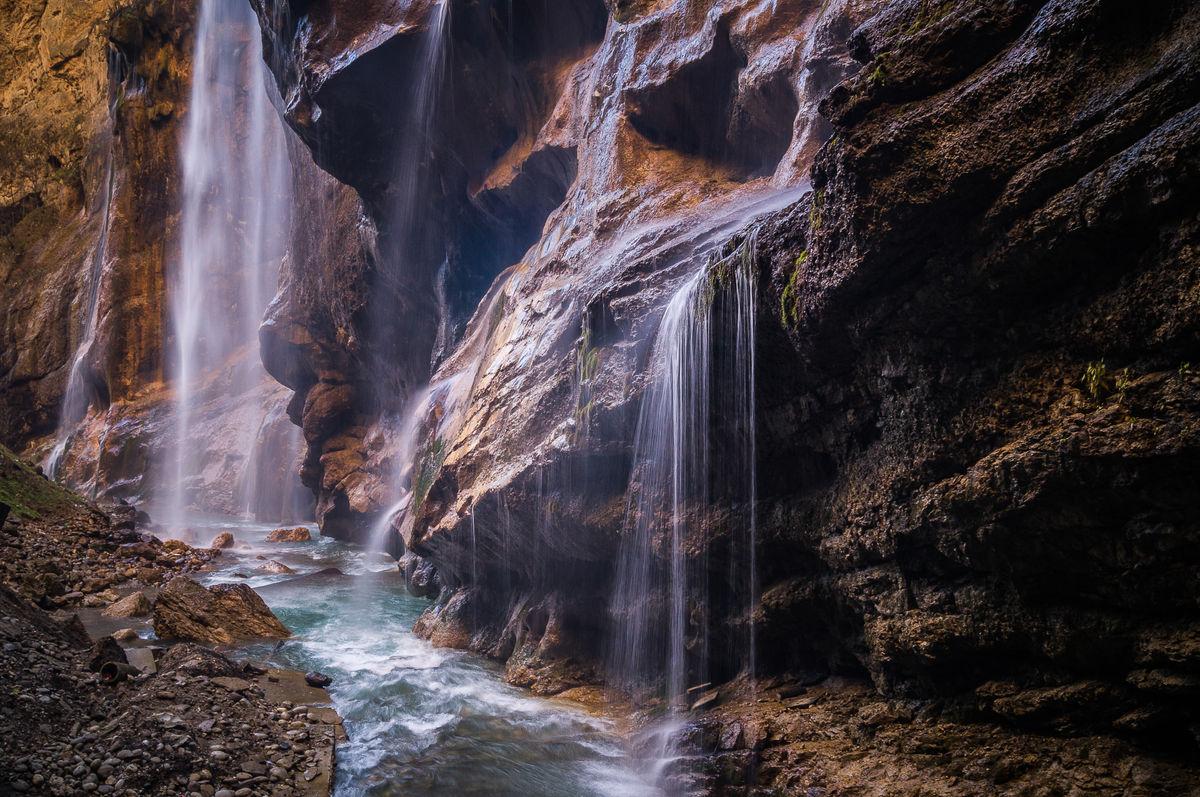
184;509;660;796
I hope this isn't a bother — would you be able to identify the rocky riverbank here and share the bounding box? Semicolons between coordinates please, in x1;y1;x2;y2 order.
670;676;1200;795
0;445;342;796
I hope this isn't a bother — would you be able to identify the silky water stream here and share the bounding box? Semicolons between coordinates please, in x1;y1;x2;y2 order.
177;516;659;797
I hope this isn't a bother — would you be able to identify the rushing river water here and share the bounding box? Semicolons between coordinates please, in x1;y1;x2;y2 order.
177;517;660;797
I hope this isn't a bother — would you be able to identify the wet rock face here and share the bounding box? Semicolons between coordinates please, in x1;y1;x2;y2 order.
748;0;1200;750
261;0;1200;762
0;1;312;521
252;0;867;551
0;0;194;446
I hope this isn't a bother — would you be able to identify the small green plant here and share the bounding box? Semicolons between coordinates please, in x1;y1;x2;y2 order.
1114;367;1133;401
808;189;825;231
572;318;602;444
905;0;955;35
1082;360;1109;401
488;292;508;335
780;250;807;328
1179;362;1192;379
411;437;446;512
867;62;887;87
1082;360;1135;403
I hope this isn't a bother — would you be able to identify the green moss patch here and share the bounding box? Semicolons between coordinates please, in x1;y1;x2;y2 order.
0;444;83;520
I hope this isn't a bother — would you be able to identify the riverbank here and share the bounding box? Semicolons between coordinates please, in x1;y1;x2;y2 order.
0;444;341;796
1;444;660;796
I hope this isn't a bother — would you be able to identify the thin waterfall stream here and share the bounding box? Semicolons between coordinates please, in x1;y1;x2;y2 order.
609;231;763;793
44;49;129;481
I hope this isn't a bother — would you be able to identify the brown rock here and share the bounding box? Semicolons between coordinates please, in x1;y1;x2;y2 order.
156;642;241;678
87;635;128;673
102;590;151;618
266;526;311;543
152;576;290;645
212;676;254;692
209;531;235;549
258;560;296;575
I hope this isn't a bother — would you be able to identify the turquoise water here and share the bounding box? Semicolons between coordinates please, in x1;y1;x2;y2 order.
182;517;660;797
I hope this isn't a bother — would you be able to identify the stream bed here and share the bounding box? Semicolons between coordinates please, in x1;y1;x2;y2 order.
179;517;661;796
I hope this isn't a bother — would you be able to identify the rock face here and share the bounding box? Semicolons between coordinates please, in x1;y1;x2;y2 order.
250;0;866;541
0;0;314;523
255;0;1200;786
0;0;194;443
152;575;291;645
746;0;1200;745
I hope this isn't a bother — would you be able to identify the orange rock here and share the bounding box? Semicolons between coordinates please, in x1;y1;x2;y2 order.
266;526;311;543
209;531;235;549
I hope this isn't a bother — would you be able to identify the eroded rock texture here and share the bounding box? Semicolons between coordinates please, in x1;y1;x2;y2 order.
0;0;322;520
257;0;1199;789
0;0;188;443
738;0;1200;782
251;0;867;564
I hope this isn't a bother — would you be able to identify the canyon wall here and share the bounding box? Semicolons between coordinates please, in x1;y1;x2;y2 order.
0;0;183;445
0;0;321;520
1;0;1197;791
256;0;1200;777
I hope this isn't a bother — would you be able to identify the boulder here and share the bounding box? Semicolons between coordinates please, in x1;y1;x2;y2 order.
209;531;235;549
162;539;192;555
157;642;241;677
124;646;157;674
152;576;290;645
102;590;152;618
87;636;128;673
258;560;296;575
266;526;311;543
305;671;332;688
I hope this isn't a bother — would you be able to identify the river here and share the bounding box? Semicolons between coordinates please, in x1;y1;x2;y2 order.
178;516;661;797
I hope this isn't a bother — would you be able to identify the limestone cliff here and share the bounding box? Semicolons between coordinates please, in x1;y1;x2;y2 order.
2;0;1198;793
255;0;1200;791
1;0;318;519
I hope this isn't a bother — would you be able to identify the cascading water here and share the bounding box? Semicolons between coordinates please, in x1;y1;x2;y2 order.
365;385;433;557
391;2;448;244
44;50;129;482
610;268;713;705
362;1;451;555
166;0;293;531
609;231;762;793
723;229;759;684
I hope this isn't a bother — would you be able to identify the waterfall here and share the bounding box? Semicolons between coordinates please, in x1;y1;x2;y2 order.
44;50;129;481
609;231;761;791
390;1;448;253
610;269;712;703
365;385;433;556
165;0;292;531
364;3;450;552
725;230;759;685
